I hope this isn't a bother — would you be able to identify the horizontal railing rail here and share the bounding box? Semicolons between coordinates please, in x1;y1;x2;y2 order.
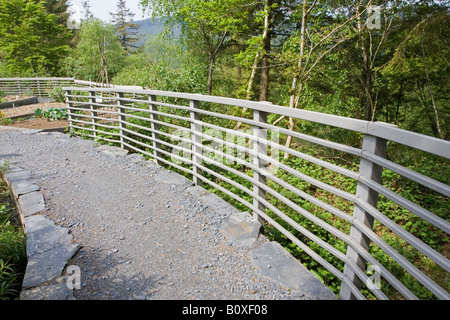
0;78;143;97
61;86;450;300
0;77;75;97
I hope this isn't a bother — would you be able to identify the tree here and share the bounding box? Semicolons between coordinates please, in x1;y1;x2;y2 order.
140;0;250;95
381;2;449;139
81;0;94;21
275;0;360;157
63;19;126;82
0;0;71;75
41;0;70;25
110;0;141;52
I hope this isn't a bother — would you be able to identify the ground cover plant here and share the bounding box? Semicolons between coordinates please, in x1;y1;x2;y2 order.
0;162;27;300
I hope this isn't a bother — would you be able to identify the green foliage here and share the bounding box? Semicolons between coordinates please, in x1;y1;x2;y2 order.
49;87;66;103
34;108;68;121
0;0;71;75
0;178;26;300
113;34;207;93
62;18;126;81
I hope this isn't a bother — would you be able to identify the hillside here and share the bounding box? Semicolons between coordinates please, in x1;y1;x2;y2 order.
133;17;179;46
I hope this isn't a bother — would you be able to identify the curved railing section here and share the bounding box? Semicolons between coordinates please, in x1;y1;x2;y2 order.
60;86;450;300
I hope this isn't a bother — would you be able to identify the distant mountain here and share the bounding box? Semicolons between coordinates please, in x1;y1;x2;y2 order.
133;17;179;47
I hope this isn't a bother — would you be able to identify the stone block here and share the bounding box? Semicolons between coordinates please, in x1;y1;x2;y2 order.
250;241;336;300
220;211;261;249
18;191;45;217
20;282;75;300
22;216;79;290
155;171;192;185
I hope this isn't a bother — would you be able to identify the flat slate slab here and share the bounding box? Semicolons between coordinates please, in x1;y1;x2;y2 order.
20;282;75;300
250;241;336;300
156;171;192;185
22;215;79;290
95;144;129;157
18;191;46;217
220;211;261;249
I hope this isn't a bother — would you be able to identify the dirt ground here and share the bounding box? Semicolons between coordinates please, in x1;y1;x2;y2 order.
4;117;69;130
1;97;68;130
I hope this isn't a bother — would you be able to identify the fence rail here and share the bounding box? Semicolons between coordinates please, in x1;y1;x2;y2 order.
61;86;450;300
0;77;143;97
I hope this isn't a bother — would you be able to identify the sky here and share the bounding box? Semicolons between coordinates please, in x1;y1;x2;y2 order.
68;0;148;23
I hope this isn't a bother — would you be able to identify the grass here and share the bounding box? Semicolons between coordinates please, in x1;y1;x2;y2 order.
0;161;27;300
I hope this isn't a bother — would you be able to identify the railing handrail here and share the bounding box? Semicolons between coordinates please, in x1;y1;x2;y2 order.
62;86;450;158
0;77;75;81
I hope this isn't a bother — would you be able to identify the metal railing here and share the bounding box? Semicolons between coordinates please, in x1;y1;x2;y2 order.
0;77;75;97
61;86;450;300
0;78;143;97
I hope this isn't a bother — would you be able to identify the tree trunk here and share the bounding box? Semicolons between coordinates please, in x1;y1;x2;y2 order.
356;4;374;121
207;55;214;95
284;0;308;160
234;1;272;130
260;0;272;102
421;36;444;139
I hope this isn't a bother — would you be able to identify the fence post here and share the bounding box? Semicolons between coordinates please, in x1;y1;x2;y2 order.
149;94;162;165
339;133;387;300
89;90;97;139
37;79;41;97
253;108;268;226
117;92;127;150
65;90;73;133
190;99;202;186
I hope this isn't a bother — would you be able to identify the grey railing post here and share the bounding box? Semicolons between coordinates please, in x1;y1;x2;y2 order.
339;133;387;300
89;90;97;139
190;99;202;186
253;108;268;226
37;79;41;97
149;94;162;165
65;90;73;133
117;92;127;150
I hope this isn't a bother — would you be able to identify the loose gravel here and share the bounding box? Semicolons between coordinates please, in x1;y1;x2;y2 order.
0;129;302;300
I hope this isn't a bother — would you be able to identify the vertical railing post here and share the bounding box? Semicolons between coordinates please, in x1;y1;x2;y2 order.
65;90;73;133
253;108;268;226
89;90;97;139
117;92;127;150
37;79;41;97
149;94;162;165
339;133;387;300
190;99;202;186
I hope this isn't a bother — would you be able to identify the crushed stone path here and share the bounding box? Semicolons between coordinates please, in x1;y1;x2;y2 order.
0;127;330;300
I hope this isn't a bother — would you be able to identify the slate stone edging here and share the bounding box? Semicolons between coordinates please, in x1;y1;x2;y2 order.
1;163;80;300
185;185;337;300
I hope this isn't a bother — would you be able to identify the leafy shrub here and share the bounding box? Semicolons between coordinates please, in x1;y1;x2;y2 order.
34;108;68;121
49;87;65;103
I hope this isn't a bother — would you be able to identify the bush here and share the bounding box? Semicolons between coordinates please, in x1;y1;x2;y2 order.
49;87;65;103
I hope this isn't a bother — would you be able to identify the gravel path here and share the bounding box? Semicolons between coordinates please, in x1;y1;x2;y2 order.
0;128;303;300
